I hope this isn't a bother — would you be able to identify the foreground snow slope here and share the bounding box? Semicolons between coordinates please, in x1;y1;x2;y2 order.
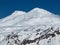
0;8;60;45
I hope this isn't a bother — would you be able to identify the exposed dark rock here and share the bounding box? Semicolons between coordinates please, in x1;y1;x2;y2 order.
5;27;60;45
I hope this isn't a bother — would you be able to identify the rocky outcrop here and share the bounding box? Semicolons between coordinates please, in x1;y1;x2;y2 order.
5;27;60;45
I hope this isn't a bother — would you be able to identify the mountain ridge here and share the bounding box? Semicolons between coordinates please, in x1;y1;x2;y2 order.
0;8;60;27
0;8;60;45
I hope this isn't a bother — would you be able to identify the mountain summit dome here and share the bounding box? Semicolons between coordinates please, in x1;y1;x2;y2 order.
29;8;52;15
0;8;60;26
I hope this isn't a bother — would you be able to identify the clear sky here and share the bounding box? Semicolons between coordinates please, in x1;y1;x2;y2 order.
0;0;60;19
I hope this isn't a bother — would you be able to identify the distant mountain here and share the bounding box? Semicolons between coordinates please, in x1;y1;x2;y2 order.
16;8;60;26
0;8;60;45
0;8;60;26
0;11;26;26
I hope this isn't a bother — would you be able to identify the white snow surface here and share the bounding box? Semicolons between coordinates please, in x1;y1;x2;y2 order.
0;8;60;45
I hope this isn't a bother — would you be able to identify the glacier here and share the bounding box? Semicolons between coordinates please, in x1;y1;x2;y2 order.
0;8;60;45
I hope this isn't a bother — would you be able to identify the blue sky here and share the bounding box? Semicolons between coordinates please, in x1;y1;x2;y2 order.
0;0;60;19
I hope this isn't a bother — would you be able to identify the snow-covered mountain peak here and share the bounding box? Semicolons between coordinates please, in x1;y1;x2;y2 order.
1;11;26;22
0;11;26;26
16;8;60;27
12;11;26;15
29;8;52;15
0;8;60;45
0;8;60;27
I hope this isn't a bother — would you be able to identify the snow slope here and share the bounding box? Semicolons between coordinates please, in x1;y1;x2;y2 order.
0;8;60;45
0;11;26;26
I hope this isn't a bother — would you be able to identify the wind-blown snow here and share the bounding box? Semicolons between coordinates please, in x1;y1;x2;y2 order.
0;8;60;45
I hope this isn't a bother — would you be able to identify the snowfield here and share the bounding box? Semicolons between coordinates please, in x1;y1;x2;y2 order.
0;8;60;45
